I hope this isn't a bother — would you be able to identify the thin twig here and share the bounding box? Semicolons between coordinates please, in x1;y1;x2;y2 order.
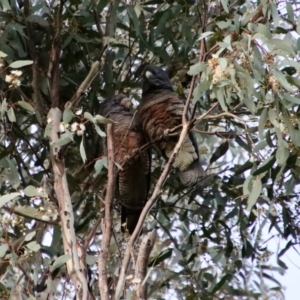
66;61;101;109
91;0;104;38
98;124;116;300
83;214;102;251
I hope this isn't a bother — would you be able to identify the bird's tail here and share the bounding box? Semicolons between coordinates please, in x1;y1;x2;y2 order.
121;206;142;234
178;159;204;186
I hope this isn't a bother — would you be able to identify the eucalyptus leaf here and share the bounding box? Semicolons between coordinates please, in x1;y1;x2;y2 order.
50;254;71;272
247;178;262;211
7;107;16;122
63;108;75;124
17;101;35;112
9;60;33;68
80;137;87;163
26;241;41;252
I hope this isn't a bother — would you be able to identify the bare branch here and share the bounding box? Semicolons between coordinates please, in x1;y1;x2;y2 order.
47;1;63;108
48;108;89;299
91;0;104;38
134;230;157;300
98;124;117;300
105;0;119;37
23;0;47;116
66;61;102;109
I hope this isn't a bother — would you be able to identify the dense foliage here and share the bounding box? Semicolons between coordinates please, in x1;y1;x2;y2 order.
0;0;300;299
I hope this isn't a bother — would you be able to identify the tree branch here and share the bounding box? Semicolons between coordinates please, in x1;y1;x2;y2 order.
48;108;89;299
66;61;101;109
134;230;156;299
98;124;116;300
47;1;63;108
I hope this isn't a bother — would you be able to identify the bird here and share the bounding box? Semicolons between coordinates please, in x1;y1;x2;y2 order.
138;65;203;186
101;94;151;234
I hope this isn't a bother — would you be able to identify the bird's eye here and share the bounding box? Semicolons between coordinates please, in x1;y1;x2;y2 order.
145;71;153;79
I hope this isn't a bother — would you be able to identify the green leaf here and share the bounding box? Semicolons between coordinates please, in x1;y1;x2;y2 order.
86;255;97;265
25;231;36;242
24;185;47;198
83;112;95;123
7;107;16;122
220;0;229;13
94;114;114;124
187;62;206;76
257;24;272;39
127;5;140;37
95;124;106;137
276;146;289;166
269;39;295;56
148;249;173;267
247;177;262;211
286;2;294;22
80;137;87;163
0;51;7;58
50;254;71;272
63;108;74;124
26;15;49;27
215;87;227;111
268;108;279;128
14;206;44;221
258;108;268;139
1;0;11;10
252;156;276;176
9;60;33;68
8;159;20;188
53;131;73;146
243;175;252;195
26;241;41;252
284;94;300;105
270;4;280;28
94;157;108;177
210;141;229;164
24;185;38;197
218;58;228;72
198;31;214;41
211;274;232;293
0;244;9;258
17;101;35;112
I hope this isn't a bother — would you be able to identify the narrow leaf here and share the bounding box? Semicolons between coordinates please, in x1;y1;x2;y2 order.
9;60;33;68
80;137;87;162
17;101;35;112
50;254;71;272
247;178;262;211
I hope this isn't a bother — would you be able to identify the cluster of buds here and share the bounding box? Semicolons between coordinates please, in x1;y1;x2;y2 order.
208;56;235;85
18;248;34;261
59;121;86;136
36;198;59;222
0;215;25;231
268;75;281;92
5;70;22;88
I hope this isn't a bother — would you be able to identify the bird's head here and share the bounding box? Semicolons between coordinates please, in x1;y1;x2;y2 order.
142;65;174;95
101;94;131;117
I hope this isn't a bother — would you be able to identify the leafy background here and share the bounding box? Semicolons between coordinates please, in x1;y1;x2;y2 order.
0;0;300;299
